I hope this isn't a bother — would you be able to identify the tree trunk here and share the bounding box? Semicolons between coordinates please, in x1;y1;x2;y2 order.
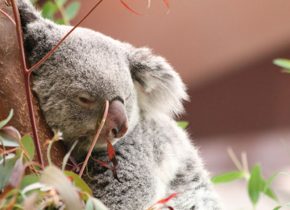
0;2;65;166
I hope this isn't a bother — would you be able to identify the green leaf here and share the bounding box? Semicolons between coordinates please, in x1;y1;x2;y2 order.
0;126;20;147
65;1;80;20
273;206;282;210
248;165;263;206
211;171;244;184
56;0;67;6
0;109;14;129
64;171;92;195
41;166;83;210
264;187;278;201
42;1;58;20
273;59;290;71
21;135;35;161
55;18;65;25
20;174;40;189
177;121;189;129
62;141;77;171
0;156;17;190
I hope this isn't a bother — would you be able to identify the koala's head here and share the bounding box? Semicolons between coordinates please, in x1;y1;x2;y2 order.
18;0;188;155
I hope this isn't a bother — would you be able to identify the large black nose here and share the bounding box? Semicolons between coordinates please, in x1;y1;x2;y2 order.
104;99;128;139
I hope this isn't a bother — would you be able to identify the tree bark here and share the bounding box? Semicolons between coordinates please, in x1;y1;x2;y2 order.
0;2;65;166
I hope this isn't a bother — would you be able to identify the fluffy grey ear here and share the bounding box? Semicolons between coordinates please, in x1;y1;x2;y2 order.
17;0;42;29
129;47;189;117
17;0;57;66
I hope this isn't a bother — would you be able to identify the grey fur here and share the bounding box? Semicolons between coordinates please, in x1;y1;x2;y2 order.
17;0;222;209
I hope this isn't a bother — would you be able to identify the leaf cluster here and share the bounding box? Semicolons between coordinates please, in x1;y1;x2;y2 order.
36;0;80;25
211;148;287;210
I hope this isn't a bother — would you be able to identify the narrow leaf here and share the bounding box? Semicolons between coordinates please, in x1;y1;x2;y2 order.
0;156;17;190
177;121;189;129
9;158;25;187
248;165;263;206
273;58;290;71
20;174;40;190
56;0;67;6
0;126;21;147
107;140;116;161
62;141;77;171
41;2;58;20
0;109;13;129
64;171;92;195
119;0;141;15
21;135;35;161
65;1;80;20
163;0;170;9
41;166;83;210
211;171;244;184
156;193;177;204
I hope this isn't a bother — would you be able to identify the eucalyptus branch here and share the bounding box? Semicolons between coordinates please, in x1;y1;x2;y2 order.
10;0;44;167
9;0;104;168
29;0;104;72
0;8;15;25
79;100;109;177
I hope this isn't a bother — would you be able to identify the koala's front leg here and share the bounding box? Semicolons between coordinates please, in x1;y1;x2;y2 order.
84;150;155;210
169;159;222;210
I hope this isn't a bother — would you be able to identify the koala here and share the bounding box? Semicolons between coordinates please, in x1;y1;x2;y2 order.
17;0;222;209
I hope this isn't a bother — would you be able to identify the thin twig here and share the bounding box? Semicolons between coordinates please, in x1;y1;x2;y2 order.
10;0;44;167
29;0;104;72
53;0;69;25
0;8;16;25
10;0;104;167
227;147;243;171
241;152;249;174
79;100;109;177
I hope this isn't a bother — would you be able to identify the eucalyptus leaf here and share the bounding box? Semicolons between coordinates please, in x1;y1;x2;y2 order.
21;135;35;161
0;126;21;147
211;171;244;184
0;109;14;129
273;59;290;71
64;171;92;195
248;165;263;206
56;0;67;7
0;156;17;190
65;1;80;20
41;166;83;210
62;141;77;171
55;18;65;25
42;1;58;20
177;121;189;129
20;174;40;190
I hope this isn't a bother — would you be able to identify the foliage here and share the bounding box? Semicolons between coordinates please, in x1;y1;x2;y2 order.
273;58;290;73
31;0;80;25
0;110;108;209
211;148;289;210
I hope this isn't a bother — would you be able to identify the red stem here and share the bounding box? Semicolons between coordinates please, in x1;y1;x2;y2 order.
9;0;104;168
79;100;109;177
10;0;44;167
0;8;16;25
29;0;104;72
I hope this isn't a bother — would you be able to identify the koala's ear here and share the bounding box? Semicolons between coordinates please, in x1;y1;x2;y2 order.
129;47;189;117
17;0;56;66
17;0;42;29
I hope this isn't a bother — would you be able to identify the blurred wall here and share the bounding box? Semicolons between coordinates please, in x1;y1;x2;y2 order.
74;0;290;88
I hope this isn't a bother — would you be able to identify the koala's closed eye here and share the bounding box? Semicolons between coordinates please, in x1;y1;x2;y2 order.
75;93;97;109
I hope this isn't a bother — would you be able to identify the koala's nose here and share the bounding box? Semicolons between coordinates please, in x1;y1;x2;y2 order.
104;99;128;139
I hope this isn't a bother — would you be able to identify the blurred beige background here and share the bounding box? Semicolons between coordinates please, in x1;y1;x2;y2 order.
73;1;290;209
